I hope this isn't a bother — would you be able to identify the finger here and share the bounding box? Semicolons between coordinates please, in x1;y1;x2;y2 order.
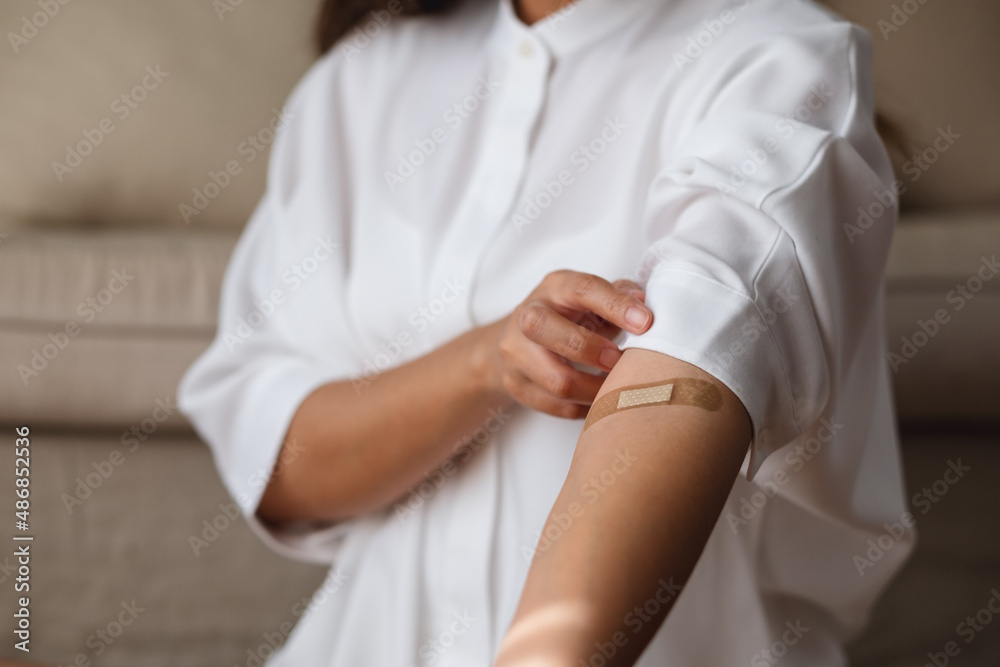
576;311;625;341
545;271;652;335
577;281;644;327
518;301;624;371
504;369;592;420
612;279;646;300
517;344;607;404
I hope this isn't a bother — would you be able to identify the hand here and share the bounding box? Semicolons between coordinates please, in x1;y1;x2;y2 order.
480;270;653;419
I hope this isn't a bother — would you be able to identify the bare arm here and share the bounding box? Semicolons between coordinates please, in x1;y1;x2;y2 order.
493;347;752;666
257;271;653;524
258;326;509;523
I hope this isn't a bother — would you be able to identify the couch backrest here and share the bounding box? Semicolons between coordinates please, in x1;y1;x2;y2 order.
0;0;321;230
0;0;997;231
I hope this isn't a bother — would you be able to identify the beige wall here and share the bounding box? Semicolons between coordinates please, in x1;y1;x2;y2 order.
0;0;321;230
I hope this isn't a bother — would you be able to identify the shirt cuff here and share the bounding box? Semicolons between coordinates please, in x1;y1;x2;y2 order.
618;266;802;480
218;363;358;565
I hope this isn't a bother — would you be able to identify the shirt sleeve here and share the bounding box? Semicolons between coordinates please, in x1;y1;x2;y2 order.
178;51;365;564
619;21;896;480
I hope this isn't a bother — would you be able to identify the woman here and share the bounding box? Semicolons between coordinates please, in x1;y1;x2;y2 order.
179;0;915;664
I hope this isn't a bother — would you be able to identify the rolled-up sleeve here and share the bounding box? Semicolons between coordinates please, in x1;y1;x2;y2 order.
619;22;896;480
178;51;364;563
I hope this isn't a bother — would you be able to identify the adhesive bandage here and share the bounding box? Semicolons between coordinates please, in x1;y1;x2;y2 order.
583;378;722;431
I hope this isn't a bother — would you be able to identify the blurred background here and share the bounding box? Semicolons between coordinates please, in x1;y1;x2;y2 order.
0;0;997;665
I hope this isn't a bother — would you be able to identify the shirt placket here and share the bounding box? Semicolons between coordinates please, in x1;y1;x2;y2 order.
428;31;552;667
423;32;552;342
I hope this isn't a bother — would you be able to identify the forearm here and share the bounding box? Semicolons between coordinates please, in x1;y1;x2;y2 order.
258;322;511;523
494;348;751;666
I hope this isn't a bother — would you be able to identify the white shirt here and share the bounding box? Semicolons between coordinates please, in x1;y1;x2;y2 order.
178;0;915;664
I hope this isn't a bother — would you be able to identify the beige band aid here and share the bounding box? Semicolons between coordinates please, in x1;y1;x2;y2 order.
583;378;722;431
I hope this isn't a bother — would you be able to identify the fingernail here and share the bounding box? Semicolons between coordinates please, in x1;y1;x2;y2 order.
626;306;650;331
599;347;620;370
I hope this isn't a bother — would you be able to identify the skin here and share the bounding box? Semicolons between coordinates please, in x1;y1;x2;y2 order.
492;348;751;666
514;0;577;23
260;1;754;664
486;11;749;665
257;271;653;523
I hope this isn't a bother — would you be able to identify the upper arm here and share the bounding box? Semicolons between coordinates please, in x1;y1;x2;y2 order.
496;348;753;666
576;346;752;564
619;22;891;479
580;347;751;505
589;347;750;447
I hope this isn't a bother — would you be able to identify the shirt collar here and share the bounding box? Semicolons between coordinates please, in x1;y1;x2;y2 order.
489;0;653;60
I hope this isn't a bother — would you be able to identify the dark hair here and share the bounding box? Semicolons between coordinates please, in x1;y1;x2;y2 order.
316;0;462;53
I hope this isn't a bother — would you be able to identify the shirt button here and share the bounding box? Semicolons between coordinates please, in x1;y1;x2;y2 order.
519;40;534;58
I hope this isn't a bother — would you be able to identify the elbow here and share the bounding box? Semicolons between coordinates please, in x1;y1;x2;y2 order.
253;459;388;526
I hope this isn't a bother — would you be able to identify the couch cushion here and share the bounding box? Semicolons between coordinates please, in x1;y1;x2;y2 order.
884;209;1000;421
0;228;235;428
0;211;997;430
0;431;326;667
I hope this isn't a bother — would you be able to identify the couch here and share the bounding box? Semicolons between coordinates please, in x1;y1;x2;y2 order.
1;0;997;664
